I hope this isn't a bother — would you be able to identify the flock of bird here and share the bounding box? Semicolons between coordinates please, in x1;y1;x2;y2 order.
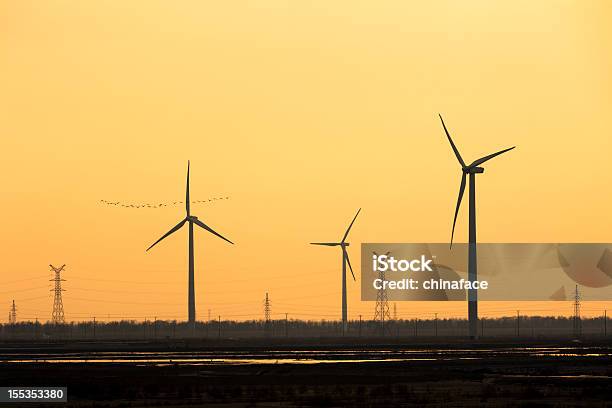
100;197;230;209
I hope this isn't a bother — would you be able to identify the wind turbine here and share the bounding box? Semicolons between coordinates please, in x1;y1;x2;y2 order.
439;114;515;339
146;161;233;324
311;209;361;334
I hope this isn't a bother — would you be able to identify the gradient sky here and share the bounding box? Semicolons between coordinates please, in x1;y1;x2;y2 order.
2;0;611;322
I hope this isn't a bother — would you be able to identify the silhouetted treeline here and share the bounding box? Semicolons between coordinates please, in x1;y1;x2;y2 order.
0;315;608;340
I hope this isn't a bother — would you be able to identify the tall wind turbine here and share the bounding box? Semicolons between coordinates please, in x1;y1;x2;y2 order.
439;114;514;339
146;161;233;324
311;209;361;334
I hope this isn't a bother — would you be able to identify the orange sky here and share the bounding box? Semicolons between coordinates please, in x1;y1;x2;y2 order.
2;0;612;322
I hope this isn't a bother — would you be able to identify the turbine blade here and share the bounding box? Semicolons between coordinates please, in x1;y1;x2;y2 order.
342;208;361;242
310;242;341;246
146;218;187;251
439;114;466;167
344;248;356;281
469;146;515;168
192;218;234;244
450;173;467;248
186;161;190;216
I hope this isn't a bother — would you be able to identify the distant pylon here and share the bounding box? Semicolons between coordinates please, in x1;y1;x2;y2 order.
264;292;271;322
263;292;271;335
393;302;397;320
373;251;391;335
9;300;17;324
50;264;66;324
573;284;581;338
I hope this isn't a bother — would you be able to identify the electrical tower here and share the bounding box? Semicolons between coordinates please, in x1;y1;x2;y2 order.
393;303;397;320
8;300;17;324
263;292;271;335
264;292;271;322
573;284;581;338
373;251;391;335
50;264;66;324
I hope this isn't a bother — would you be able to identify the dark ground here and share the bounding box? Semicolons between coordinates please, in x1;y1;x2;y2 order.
1;338;611;407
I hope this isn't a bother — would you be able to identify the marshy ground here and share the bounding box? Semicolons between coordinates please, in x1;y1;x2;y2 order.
1;338;610;407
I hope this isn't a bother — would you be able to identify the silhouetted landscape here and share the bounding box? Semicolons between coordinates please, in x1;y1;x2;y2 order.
1;317;610;406
1;315;608;340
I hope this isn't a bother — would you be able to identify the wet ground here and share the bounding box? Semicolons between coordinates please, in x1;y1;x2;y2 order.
1;338;611;407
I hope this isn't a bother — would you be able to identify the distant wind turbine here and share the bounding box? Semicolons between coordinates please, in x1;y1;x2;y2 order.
146;161;234;324
311;209;361;334
439;114;515;339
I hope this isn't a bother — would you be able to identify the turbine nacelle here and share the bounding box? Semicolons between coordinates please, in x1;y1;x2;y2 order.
146;162;235;252
464;166;484;174
310;208;361;281
439;114;514;247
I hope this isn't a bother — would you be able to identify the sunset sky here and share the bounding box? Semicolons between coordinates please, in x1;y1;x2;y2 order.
2;0;612;322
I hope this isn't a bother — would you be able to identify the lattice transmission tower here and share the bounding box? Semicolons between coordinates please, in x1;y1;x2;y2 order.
263;292;271;335
573;284;581;338
50;264;66;324
264;292;271;322
373;251;391;335
8;300;17;324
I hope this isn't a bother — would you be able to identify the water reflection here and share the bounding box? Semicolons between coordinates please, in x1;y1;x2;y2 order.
0;346;609;366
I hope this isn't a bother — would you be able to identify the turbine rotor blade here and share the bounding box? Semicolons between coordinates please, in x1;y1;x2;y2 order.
344;247;356;281
439;114;466;167
186;161;190;216
469;146;515;168
146;218;187;251
342;208;361;243
450;173;467;248
192;218;234;244
310;242;341;246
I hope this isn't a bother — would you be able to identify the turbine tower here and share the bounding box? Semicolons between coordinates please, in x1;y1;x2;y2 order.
439;114;514;339
311;208;361;334
147;161;234;324
50;264;66;324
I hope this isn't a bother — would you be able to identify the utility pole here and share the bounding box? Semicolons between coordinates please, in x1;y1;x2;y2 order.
435;313;438;337
573;285;581;338
359;315;362;337
49;264;66;324
207;309;211;338
285;313;288;338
